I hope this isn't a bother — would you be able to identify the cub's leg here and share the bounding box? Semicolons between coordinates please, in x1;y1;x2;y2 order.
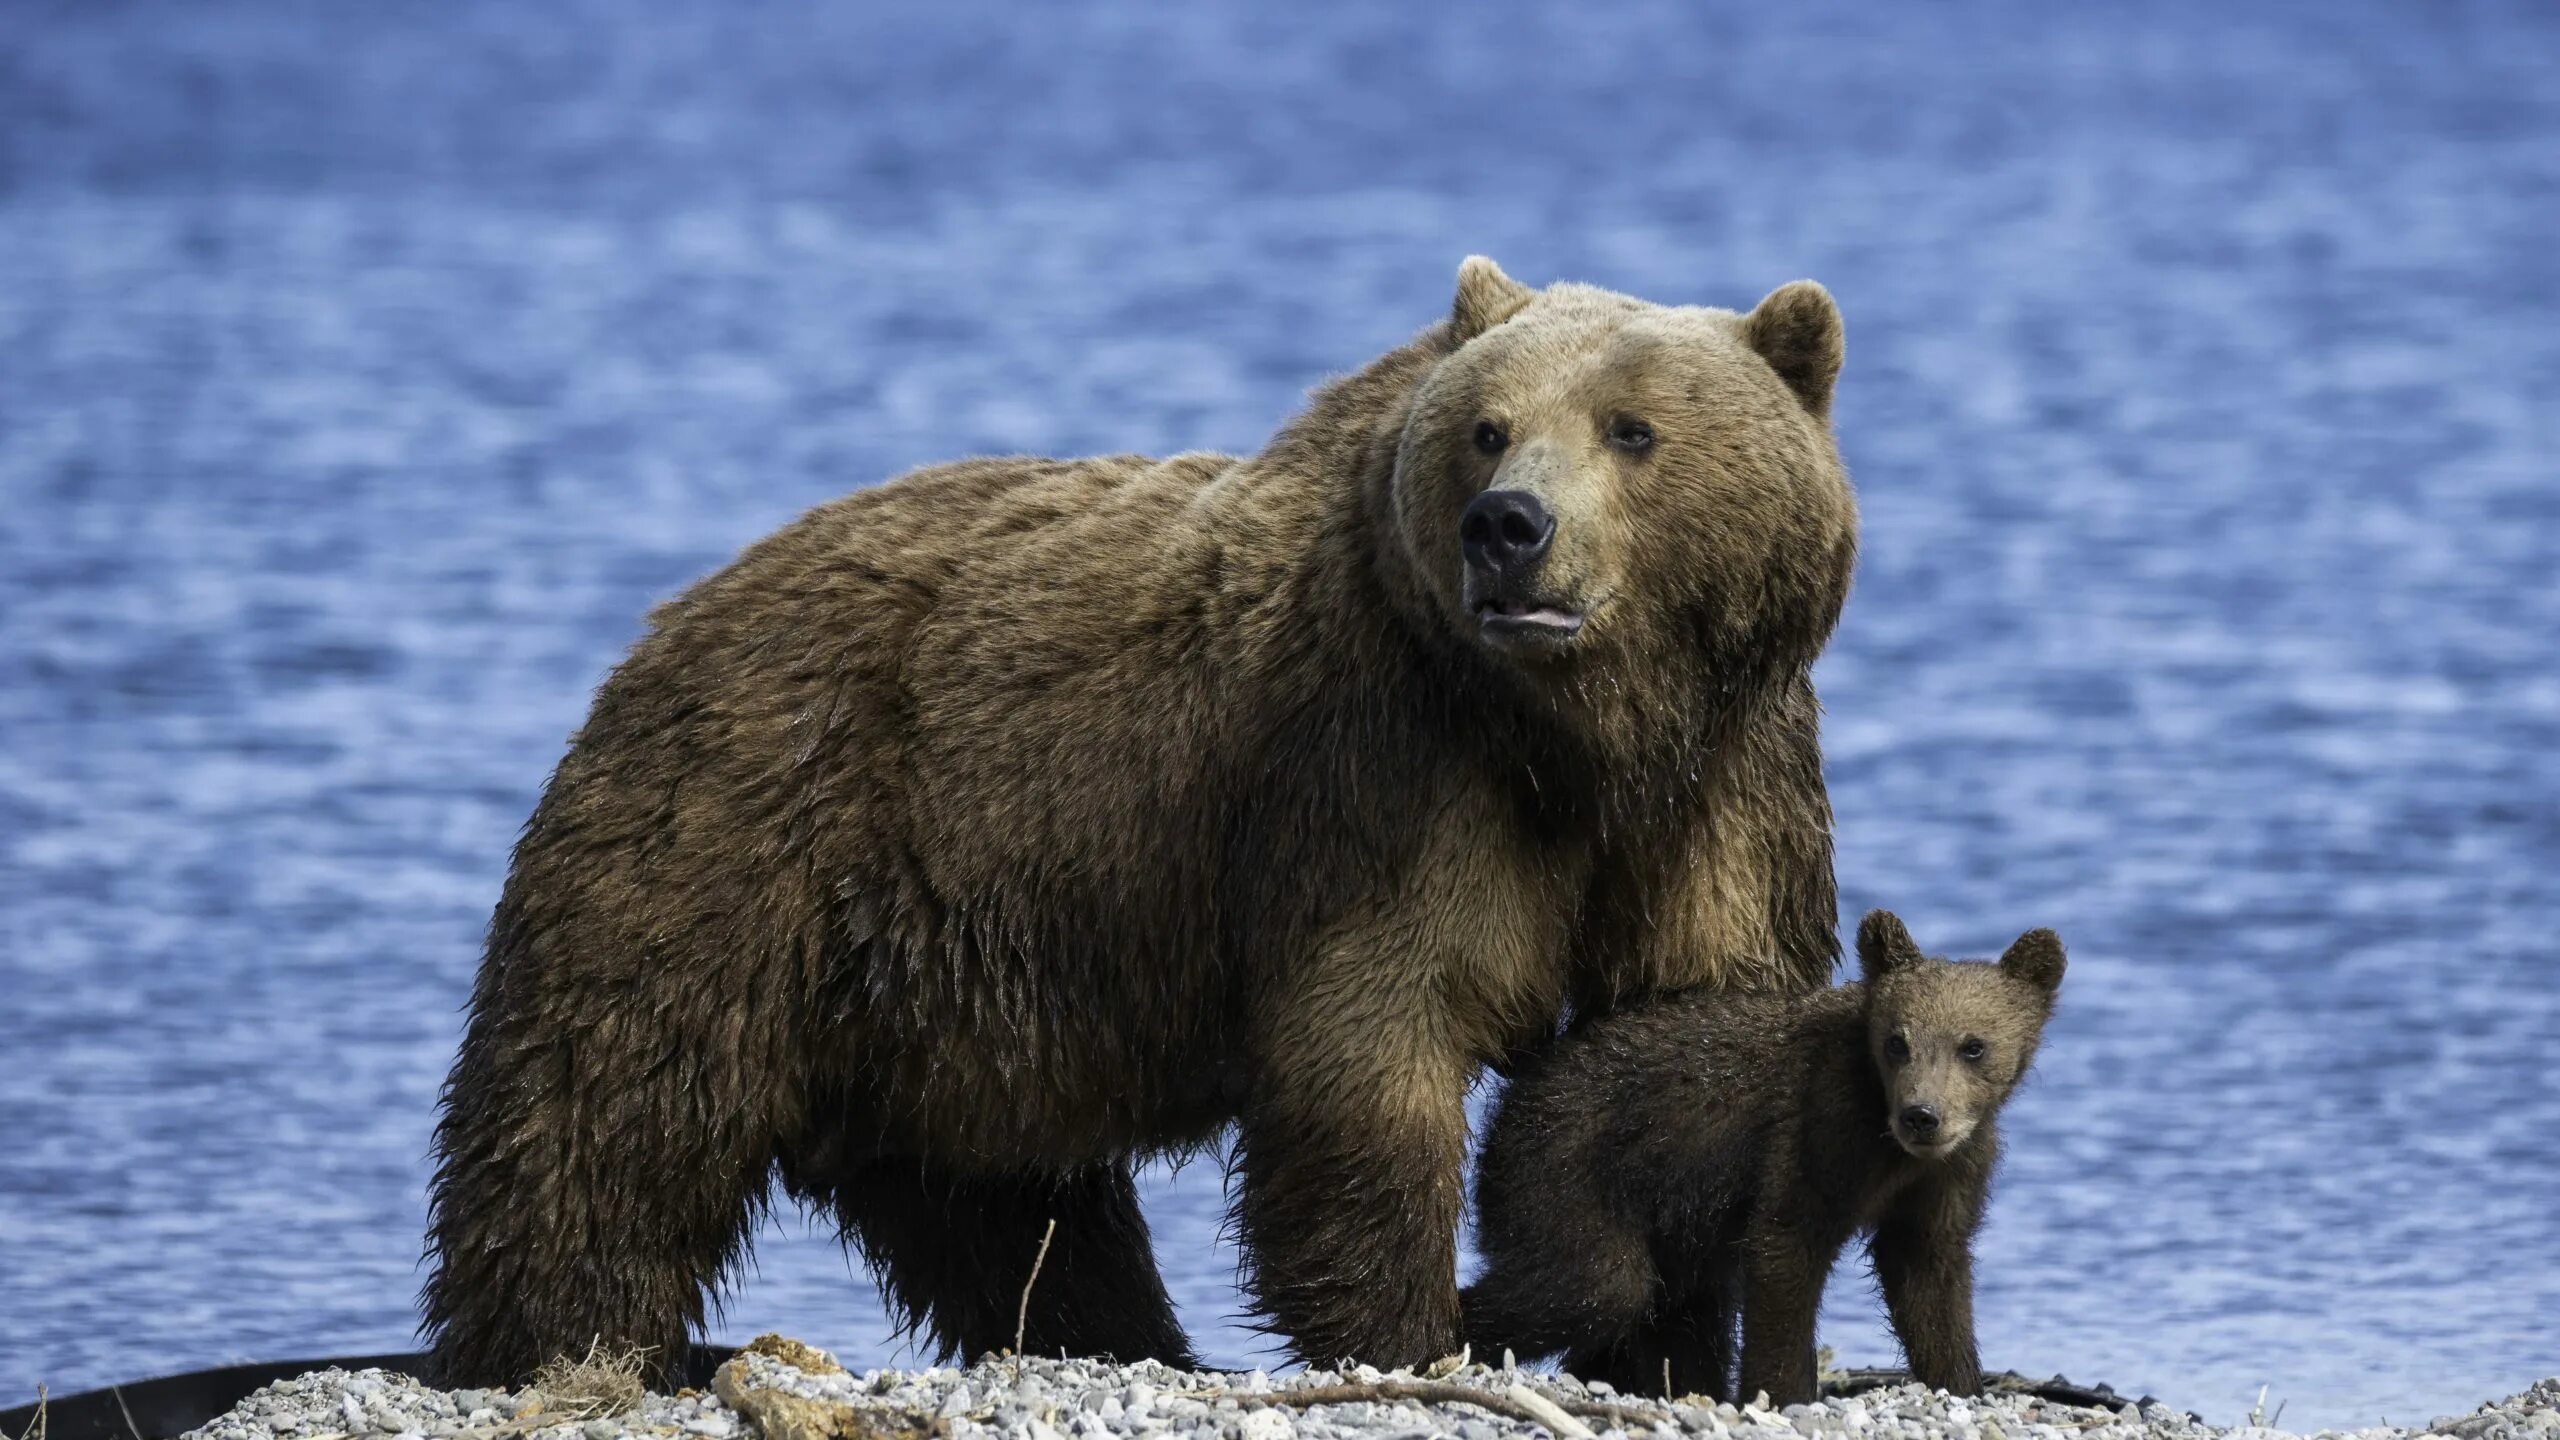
1562;1299;1733;1400
1869;1177;1987;1395
1736;1209;1845;1406
1642;1213;1747;1400
828;1158;1195;1366
1686;1298;1741;1402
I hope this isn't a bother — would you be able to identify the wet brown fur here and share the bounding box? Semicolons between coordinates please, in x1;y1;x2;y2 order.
1464;912;2065;1404
421;259;1859;1383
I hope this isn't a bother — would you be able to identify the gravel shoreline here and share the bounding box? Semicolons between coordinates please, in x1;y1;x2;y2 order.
176;1337;2558;1440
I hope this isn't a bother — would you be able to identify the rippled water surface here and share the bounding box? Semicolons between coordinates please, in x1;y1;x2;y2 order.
3;3;2555;1429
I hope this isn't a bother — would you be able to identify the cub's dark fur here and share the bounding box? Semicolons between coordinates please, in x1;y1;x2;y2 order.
1465;911;2065;1404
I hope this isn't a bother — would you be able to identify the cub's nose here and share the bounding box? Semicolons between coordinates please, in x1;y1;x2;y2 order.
1898;1104;1941;1138
1460;489;1555;576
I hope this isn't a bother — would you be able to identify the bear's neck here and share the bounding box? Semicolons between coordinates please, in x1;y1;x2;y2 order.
1789;991;1911;1193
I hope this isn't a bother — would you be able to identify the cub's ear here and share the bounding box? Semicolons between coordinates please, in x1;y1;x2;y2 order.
1740;280;1845;422
1999;928;2068;998
1856;909;1925;982
1451;255;1535;343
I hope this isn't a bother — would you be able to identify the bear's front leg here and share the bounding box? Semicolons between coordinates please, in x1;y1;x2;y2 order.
1870;1176;1988;1395
1233;982;1471;1369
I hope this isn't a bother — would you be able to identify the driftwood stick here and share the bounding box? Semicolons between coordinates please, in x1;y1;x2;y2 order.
1202;1379;1653;1432
1011;1218;1058;1368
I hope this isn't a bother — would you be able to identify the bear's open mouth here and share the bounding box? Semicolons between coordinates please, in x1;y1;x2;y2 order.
1473;597;1585;638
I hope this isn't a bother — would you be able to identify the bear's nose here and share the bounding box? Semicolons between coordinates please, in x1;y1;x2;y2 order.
1898;1104;1941;1137
1460;489;1555;576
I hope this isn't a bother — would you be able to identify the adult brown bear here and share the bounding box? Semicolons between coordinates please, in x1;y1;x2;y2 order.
421;258;1858;1383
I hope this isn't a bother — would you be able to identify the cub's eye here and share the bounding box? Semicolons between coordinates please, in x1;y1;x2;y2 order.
1473;420;1509;455
1959;1038;1988;1063
1607;417;1655;453
1884;1034;1911;1062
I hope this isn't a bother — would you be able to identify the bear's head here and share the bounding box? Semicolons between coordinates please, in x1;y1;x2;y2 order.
1855;910;2066;1159
1390;257;1857;730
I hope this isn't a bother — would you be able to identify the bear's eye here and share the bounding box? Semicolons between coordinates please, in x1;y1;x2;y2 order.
1884;1033;1910;1063
1473;420;1509;455
1607;417;1655;453
1959;1038;1987;1063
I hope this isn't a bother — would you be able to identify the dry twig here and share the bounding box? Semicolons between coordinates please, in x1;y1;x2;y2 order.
1200;1379;1654;1433
1010;1217;1058;1374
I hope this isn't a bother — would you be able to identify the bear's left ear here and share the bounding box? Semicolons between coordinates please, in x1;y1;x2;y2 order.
1998;928;2068;999
1451;255;1536;343
1857;909;1925;983
1740;280;1845;422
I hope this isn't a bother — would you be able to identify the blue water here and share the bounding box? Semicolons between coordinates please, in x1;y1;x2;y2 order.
3;2;2555;1429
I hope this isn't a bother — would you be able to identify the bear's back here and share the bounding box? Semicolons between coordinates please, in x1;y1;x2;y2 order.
1477;988;1829;1241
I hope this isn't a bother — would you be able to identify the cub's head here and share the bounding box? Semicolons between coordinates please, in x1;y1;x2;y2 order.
1390;257;1857;711
1855;909;2066;1160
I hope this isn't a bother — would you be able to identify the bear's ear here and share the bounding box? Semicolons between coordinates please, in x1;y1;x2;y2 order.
1999;928;2068;999
1856;909;1925;982
1740;280;1845;422
1451;255;1535;343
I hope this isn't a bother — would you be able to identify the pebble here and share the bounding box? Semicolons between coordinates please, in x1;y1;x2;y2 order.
1236;1410;1294;1440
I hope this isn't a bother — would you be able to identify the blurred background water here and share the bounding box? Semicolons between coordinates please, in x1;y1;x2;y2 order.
2;1;2555;1429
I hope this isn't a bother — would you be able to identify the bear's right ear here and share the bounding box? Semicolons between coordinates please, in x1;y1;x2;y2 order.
1451;255;1535;343
1856;909;1925;982
1740;280;1845;423
1999;929;2068;999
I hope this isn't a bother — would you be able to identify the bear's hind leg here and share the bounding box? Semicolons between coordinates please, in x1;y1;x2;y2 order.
831;1158;1195;1366
423;1000;780;1385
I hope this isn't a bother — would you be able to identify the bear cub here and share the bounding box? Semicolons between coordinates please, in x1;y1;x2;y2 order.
1464;910;2066;1405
